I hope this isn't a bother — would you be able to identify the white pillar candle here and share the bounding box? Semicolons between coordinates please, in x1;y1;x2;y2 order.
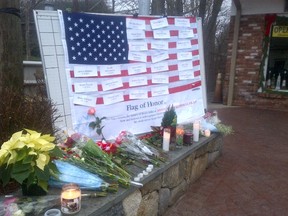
162;128;170;152
204;129;211;137
193;121;200;142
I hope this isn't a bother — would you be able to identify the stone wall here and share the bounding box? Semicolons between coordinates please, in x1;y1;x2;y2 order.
223;15;288;111
96;134;223;216
75;134;223;216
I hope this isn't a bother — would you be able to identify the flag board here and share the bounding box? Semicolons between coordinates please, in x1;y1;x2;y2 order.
33;10;207;140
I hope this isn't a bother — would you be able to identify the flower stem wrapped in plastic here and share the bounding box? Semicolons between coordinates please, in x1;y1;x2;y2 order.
49;160;117;193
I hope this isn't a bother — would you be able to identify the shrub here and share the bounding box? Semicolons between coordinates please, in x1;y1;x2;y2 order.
0;87;60;146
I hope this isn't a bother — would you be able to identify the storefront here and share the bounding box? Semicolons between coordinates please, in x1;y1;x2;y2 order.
223;0;288;110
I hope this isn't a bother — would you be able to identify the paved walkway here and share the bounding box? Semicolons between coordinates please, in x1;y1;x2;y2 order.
165;106;288;216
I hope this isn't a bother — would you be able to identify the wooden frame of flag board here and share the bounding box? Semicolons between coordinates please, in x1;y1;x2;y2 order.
33;10;207;140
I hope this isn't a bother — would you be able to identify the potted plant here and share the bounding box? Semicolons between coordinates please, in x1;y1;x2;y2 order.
161;105;177;149
0;129;62;196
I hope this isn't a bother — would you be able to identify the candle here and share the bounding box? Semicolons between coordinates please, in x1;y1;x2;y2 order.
204;129;211;137
162;128;170;152
148;164;154;169
143;171;148;175
134;177;140;182
193;121;200;142
146;167;152;172
44;209;61;216
183;130;193;145
61;184;81;214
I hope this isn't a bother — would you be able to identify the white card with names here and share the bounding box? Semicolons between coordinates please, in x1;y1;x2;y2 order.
74;82;98;93
151;41;169;50
73;94;96;107
177;40;192;49
153;30;170;39
152;74;169;84
74;65;98;77
102;78;123;91
151;86;169;97
151;61;169;73
174;18;191;27
128;63;147;75
99;65;121;76
129;76;148;87
178;29;194;38
151;51;169;63
179;70;194;80
177;52;193;61
126;18;146;30
127;29;146;39
129;89;148;99
128;52;147;62
178;60;193;71
150;18;168;29
129;41;148;51
103;92;124;105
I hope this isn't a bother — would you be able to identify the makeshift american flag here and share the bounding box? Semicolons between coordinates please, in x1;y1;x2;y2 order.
57;10;205;139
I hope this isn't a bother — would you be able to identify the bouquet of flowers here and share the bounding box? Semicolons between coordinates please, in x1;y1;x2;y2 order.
49;160;117;193
58;132;131;189
115;131;168;167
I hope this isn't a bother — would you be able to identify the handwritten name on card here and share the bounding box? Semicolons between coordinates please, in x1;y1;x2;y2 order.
74;66;98;77
99;65;121;76
150;18;168;29
128;63;147;75
103;92;124;105
126;18;146;30
129;89;148;99
74;82;98;93
102;78;123;91
175;18;191;27
127;29;146;39
151;86;169;97
73;94;96;107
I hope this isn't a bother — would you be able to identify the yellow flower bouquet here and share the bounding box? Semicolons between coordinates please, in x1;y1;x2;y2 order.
0;129;62;195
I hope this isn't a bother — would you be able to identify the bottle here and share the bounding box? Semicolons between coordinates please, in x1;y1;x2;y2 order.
281;70;287;89
271;73;276;89
266;70;272;89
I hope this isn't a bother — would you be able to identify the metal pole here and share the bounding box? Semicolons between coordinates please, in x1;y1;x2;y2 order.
138;0;151;15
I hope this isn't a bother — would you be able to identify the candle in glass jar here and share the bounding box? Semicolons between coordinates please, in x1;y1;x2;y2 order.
162;128;170;152
204;129;211;137
183;130;193;145
61;183;81;214
193;121;200;142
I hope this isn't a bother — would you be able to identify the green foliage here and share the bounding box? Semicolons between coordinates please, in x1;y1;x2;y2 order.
161;105;177;127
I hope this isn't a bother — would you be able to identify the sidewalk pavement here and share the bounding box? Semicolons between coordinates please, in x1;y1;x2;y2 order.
164;106;288;216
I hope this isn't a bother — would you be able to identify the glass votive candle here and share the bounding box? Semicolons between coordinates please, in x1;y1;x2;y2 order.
183;130;193;145
61;183;81;215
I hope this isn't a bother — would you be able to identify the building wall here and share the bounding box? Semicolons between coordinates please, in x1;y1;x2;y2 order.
223;14;288;111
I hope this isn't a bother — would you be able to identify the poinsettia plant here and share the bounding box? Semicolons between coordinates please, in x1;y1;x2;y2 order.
0;129;62;193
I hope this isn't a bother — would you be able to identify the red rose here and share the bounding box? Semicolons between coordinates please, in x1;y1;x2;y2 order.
88;107;96;115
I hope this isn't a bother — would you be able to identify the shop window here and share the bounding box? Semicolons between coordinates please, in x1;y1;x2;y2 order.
264;23;288;93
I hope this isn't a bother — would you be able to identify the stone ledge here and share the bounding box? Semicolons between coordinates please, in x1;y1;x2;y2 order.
45;133;223;216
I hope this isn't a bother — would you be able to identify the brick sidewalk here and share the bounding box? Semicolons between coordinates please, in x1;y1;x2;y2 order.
164;107;288;216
